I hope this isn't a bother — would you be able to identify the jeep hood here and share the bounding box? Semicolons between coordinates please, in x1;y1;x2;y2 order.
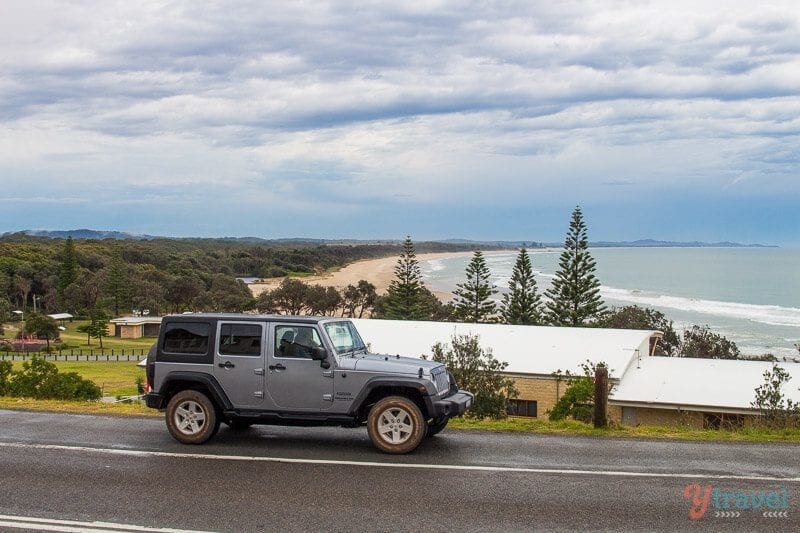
338;353;443;375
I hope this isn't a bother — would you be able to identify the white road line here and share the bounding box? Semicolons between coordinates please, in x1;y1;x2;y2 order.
0;514;211;532
0;441;798;483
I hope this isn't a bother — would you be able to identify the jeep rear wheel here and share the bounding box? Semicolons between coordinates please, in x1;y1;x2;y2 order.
165;390;220;445
367;396;425;454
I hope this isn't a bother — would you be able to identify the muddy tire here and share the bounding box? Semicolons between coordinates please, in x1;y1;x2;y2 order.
426;418;448;437
367;396;426;454
165;390;220;445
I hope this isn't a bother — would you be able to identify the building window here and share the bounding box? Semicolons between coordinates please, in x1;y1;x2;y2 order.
507;399;538;418
703;412;744;430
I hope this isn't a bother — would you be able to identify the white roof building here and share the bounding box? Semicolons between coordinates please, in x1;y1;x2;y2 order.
351;318;796;419
610;356;800;414
351;319;659;378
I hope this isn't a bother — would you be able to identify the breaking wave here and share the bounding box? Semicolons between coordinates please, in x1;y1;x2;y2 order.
600;286;800;328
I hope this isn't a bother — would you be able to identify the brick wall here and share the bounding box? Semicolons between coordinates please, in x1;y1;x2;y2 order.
506;374;567;419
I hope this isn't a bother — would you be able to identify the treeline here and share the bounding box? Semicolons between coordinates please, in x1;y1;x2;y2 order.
0;234;483;321
376;208;759;361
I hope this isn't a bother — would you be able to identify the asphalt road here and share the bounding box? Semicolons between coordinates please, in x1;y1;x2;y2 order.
0;410;798;532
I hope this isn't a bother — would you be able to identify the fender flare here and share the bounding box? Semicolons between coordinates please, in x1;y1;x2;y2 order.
348;377;435;418
158;371;233;411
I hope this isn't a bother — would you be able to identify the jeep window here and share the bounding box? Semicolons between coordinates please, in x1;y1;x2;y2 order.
324;321;366;355
275;325;323;359
162;322;210;355
219;323;262;356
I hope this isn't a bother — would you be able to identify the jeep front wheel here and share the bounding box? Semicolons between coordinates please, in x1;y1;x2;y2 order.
165;390;220;445
367;396;426;454
426;418;448;437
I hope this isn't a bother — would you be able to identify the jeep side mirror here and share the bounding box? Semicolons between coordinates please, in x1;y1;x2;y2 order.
311;346;331;369
310;346;328;362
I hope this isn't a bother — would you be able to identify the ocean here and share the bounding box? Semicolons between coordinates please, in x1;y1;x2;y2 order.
420;247;800;358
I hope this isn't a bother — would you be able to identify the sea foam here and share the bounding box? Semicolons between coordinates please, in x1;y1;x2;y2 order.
600;286;800;328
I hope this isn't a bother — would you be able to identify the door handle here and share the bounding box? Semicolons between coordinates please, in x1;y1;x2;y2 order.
269;363;286;371
218;361;235;369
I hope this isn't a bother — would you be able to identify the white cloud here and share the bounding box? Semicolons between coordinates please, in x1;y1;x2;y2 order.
0;0;798;238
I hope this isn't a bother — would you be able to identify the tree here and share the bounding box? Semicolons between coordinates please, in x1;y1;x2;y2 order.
680;325;740;359
545;206;605;326
57;236;79;309
595;305;680;356
306;285;341;316
752;363;800;428
453;251;497;323
103;247;131;316
23;312;60;351
382;236;429;320
430;334;517;419
500;248;543;325
206;275;254;312
342;280;377;318
0;296;11;335
76;314;110;348
167;274;205;313
269;278;311;315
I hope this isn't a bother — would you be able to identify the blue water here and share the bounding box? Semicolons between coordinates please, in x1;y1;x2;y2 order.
421;248;800;357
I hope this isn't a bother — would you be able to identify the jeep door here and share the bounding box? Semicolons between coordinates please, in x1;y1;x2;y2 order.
213;321;266;409
267;323;334;411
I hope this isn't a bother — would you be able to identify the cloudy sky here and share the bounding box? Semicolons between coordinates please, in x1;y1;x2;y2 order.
1;1;798;243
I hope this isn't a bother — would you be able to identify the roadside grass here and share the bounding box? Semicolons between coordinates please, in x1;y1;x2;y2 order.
9;360;144;397
448;417;800;443
0;396;155;417
1;394;798;442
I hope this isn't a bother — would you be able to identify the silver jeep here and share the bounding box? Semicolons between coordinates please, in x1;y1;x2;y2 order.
145;314;473;454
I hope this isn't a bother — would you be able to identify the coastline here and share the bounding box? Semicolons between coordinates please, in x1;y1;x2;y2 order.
249;250;513;299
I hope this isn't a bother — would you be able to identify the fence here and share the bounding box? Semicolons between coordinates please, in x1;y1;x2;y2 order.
0;348;148;362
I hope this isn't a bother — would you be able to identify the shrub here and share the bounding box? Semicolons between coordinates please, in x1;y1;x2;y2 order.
680;325;740;359
549;361;608;422
752;363;800;429
0;360;11;395
7;358;101;400
595;305;680;356
430;334;517;419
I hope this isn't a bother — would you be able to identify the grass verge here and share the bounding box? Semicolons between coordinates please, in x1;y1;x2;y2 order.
0;397;798;443
0;396;156;417
448;417;800;443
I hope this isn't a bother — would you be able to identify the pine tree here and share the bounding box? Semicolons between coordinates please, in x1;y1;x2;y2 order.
57;236;79;309
383;236;429;320
500;248;543;325
104;246;131;316
545;206;605;326
453;251;497;323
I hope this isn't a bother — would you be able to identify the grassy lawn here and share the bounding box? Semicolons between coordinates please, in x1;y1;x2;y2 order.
3;320;156;353
9;360;145;397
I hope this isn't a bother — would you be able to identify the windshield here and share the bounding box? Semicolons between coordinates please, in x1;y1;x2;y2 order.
324;321;367;355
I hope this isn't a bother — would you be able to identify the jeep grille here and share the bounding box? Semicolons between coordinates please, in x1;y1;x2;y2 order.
432;366;449;395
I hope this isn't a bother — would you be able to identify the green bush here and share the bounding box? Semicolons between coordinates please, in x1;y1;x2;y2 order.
0;360;11;395
549;361;607;422
7;358;101;400
430;334;517;419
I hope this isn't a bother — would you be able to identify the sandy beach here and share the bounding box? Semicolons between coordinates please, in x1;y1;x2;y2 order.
249;250;509;300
